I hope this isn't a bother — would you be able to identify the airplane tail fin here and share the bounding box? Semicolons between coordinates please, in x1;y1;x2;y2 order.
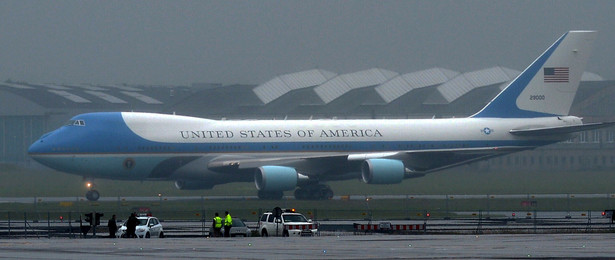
472;31;596;118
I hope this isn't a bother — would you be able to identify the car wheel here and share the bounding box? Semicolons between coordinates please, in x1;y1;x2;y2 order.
261;229;268;237
145;232;150;238
159;232;165;238
283;230;289;237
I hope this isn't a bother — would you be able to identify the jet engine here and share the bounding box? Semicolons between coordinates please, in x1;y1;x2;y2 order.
255;166;308;191
174;180;215;190
361;159;405;184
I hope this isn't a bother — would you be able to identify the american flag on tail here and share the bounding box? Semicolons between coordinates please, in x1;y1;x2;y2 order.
544;67;569;83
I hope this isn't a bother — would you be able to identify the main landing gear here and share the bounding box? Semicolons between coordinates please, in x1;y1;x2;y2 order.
294;184;334;200
85;181;100;201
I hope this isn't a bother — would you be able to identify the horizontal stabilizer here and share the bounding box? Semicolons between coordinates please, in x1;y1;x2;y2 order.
509;122;615;136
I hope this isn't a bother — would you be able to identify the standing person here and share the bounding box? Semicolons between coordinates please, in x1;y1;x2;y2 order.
224;211;232;237
126;213;138;238
108;214;118;238
212;212;222;237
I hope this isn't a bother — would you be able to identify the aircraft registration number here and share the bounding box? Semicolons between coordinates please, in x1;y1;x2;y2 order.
529;95;545;100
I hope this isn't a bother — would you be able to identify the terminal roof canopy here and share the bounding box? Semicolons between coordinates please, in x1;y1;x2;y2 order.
0;66;608;121
376;68;459;103
314;68;399;104
85;91;128;104
48;90;92;103
0;83;34;89
424;66;520;105
0;82;181;110
253;69;337;104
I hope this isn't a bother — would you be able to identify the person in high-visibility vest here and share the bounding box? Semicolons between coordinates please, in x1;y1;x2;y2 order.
224;211;233;237
212;212;222;237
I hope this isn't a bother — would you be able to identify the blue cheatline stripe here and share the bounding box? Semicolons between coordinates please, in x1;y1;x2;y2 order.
43;139;556;155
471;32;568;118
30;154;171;180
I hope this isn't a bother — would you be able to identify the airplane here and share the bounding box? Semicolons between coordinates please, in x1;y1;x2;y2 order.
28;30;612;201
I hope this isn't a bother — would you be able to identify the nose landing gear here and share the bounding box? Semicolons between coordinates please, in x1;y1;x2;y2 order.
85;181;100;201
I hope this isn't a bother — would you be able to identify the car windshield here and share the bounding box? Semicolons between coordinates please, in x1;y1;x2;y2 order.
232;219;245;227
138;218;148;226
282;214;308;223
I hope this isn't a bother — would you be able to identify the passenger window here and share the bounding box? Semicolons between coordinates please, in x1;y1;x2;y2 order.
260;214;268;222
267;214;275;223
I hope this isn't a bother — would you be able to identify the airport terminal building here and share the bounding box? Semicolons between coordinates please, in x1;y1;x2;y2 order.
1;66;614;171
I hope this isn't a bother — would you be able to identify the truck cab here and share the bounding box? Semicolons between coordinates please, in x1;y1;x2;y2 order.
258;208;318;237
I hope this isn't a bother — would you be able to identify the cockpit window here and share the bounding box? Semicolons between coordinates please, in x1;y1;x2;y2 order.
66;119;86;126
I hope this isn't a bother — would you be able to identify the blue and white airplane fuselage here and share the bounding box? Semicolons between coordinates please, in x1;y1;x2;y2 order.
29;113;581;174
28;31;611;200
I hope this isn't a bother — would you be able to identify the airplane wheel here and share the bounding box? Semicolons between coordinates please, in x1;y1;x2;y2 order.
86;190;100;201
296;184;334;200
317;185;334;200
294;188;308;200
321;189;334;200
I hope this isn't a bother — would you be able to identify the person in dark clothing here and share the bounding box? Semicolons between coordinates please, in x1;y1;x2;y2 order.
126;213;138;238
108;214;118;238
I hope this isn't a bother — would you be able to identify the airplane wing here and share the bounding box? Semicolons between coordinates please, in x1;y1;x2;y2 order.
206;146;532;178
207;153;350;176
509;122;615;136
396;146;533;174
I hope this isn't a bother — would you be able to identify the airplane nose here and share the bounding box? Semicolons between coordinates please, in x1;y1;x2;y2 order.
28;138;46;155
28;132;54;155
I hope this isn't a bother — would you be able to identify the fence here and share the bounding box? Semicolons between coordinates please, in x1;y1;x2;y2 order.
1;193;615;238
0;209;614;238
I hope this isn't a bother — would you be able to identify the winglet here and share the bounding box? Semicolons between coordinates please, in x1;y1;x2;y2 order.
472;31;596;118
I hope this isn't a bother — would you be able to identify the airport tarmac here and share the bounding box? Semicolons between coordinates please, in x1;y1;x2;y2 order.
1;233;614;259
0;193;612;203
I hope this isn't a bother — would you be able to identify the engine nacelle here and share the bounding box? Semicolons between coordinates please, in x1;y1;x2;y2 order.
174;180;215;190
361;159;405;184
254;166;299;192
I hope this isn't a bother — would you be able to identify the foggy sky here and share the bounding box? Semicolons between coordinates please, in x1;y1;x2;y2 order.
1;0;613;85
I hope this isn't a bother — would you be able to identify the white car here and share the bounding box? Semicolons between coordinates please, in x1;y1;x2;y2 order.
209;218;251;237
258;209;317;237
116;216;164;238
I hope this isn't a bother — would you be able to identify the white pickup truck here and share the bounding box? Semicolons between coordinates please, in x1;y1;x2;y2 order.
258;208;318;237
